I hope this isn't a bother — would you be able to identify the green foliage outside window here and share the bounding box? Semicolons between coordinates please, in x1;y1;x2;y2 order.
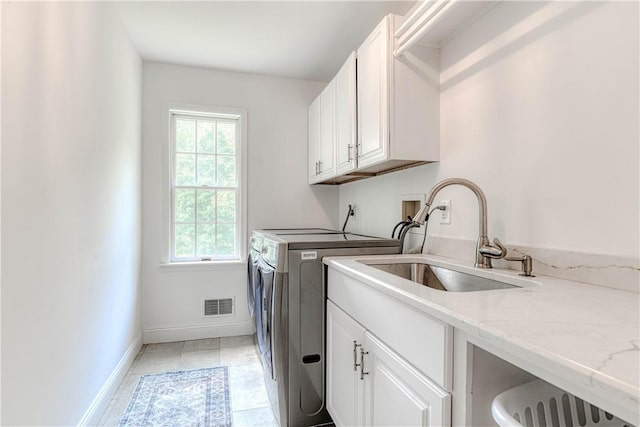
173;115;238;259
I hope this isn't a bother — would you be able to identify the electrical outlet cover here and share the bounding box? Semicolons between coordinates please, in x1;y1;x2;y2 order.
440;200;451;224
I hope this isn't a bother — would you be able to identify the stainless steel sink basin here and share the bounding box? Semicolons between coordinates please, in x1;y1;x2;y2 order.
366;262;519;292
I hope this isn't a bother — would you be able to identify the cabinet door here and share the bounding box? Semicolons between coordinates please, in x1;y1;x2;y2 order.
318;79;336;180
335;51;357;175
326;301;365;427
308;95;321;184
362;332;451;427
356;16;389;170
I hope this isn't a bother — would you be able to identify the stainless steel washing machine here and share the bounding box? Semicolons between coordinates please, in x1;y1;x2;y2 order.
250;229;400;427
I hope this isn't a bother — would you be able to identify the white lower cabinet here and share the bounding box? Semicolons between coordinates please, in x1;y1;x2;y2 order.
363;332;451;426
327;301;451;427
327;300;364;426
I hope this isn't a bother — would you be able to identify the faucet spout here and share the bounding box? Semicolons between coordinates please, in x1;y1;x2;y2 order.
425;178;487;239
420;178;505;268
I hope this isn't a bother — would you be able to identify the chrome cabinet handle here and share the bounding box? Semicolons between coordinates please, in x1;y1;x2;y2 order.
315;161;319;175
318;161;323;174
360;347;369;380
353;341;361;371
348;144;353;162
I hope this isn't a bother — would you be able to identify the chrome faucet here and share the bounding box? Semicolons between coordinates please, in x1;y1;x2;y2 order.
413;178;506;268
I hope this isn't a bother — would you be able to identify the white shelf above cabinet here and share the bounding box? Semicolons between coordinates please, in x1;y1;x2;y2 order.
395;0;500;54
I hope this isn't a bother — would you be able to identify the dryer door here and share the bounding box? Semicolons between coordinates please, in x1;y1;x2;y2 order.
256;260;275;378
247;250;260;318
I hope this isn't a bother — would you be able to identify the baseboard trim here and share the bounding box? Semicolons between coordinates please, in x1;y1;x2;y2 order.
77;332;143;427
143;321;255;344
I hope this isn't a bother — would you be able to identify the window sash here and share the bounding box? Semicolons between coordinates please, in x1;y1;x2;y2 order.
170;112;241;262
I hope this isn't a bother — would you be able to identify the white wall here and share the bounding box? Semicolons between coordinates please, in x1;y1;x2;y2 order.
1;3;142;425
0;3;3;421
339;163;439;241
340;1;639;260
142;63;336;341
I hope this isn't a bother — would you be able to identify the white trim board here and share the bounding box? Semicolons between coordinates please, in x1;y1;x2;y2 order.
77;333;143;427
143;321;255;344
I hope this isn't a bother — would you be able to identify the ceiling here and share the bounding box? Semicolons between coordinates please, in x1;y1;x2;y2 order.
115;1;415;82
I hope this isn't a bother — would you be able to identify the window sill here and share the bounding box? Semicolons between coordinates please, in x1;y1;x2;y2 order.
159;260;246;272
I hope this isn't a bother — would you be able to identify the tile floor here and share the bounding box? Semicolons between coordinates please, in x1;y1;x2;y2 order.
97;335;278;426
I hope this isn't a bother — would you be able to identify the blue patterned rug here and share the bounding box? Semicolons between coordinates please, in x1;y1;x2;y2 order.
119;367;232;427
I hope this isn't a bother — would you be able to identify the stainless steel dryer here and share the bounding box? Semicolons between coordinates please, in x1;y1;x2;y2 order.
251;229;400;427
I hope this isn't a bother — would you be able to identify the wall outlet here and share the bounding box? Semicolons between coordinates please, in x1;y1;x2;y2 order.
440;200;451;224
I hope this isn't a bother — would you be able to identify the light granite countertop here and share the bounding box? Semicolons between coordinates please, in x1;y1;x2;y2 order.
324;254;640;425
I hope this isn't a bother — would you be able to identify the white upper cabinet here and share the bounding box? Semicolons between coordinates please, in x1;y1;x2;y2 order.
309;79;336;184
335;52;357;176
356;18;390;170
308;96;322;183
318;79;336;180
308;13;440;185
307;3;502;184
356;14;440;174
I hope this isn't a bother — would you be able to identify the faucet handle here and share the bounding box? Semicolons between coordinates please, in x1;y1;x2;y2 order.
493;238;507;256
479;237;507;259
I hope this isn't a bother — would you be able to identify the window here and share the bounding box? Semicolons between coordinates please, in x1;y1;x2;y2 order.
170;108;245;262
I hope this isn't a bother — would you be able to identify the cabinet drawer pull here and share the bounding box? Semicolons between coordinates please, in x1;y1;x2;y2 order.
360;347;369;380
348;144;353;162
353;341;361;371
315;161;319;175
318;161;323;174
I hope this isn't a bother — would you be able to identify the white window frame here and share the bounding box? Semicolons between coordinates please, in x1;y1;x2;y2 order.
164;103;247;266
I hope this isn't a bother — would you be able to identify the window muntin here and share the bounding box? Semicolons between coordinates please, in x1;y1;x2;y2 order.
171;112;241;261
